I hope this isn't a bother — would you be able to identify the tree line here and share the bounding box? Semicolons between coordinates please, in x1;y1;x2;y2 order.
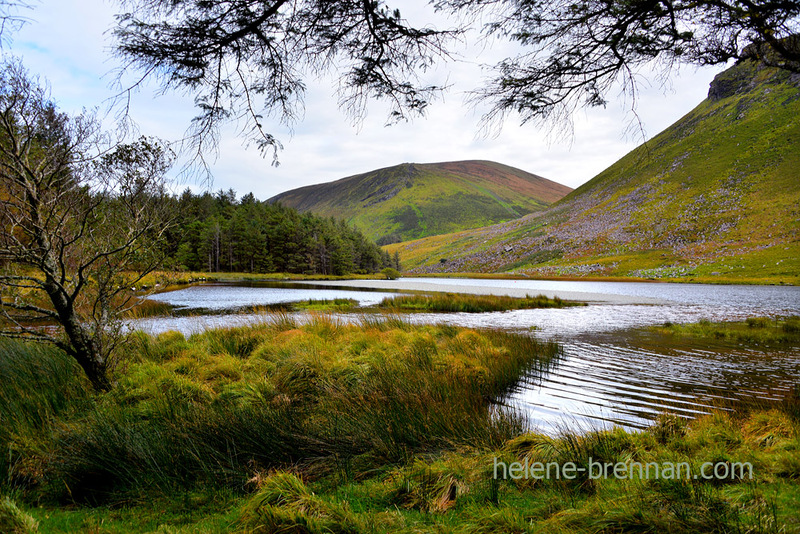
163;188;399;276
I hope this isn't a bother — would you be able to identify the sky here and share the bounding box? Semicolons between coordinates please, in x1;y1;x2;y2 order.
5;0;727;200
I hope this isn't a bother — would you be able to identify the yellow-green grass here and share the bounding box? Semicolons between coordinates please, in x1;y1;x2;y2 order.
1;317;559;504
139;270;395;289
270;161;571;243
233;408;800;534
13;407;800;533
386;60;800;285
293;298;360;312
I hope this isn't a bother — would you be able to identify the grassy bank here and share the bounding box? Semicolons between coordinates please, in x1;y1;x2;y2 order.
2;320;799;533
293;298;360;312
140;270;392;289
404;271;799;286
378;293;580;313
0;319;558;513
7;403;800;533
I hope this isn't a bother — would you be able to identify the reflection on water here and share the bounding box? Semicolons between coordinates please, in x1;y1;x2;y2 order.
508;331;800;433
132;280;800;433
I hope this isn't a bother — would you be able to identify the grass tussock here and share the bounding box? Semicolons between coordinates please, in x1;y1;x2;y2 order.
294;298;359;312
124;298;174;319
0;340;92;490
378;292;580;313
0;496;38;533
231;408;800;534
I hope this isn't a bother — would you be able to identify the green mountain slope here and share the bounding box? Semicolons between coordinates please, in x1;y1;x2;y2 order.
389;58;800;284
269;160;572;244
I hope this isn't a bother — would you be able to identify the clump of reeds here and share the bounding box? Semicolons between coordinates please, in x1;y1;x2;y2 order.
295;298;359;312
0;496;38;533
123;298;174;319
653;316;800;344
782;315;800;333
239;472;362;534
0;340;92;489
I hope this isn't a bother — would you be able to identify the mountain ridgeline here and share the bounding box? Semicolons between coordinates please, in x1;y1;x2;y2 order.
388;57;800;284
163;190;397;275
269;161;572;244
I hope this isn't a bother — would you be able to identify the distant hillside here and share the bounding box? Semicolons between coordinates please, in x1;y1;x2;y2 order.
269;160;571;244
389;58;800;284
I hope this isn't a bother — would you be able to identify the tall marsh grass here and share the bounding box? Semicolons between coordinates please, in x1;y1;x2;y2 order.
3;318;800;532
0;340;92;489
232;407;800;534
21;316;560;500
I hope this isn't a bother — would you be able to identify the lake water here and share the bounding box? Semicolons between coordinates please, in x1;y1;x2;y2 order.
134;279;800;433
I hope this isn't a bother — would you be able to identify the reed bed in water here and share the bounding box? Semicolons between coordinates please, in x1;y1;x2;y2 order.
378;292;580;313
653;315;800;345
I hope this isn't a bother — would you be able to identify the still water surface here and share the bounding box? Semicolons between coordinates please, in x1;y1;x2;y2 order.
136;279;800;433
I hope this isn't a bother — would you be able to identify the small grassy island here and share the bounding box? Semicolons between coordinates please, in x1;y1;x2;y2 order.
378;293;579;313
2;315;799;533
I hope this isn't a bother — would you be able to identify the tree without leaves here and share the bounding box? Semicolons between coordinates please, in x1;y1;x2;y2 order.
0;1;30;45
0;60;175;391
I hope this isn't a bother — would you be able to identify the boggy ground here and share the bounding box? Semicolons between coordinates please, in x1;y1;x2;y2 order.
1;315;799;533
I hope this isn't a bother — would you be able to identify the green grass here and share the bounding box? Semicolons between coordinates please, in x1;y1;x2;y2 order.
0;319;559;505
0;496;38;533
3;320;800;532
232;404;800;534
377;293;580;313
140;270;398;290
8;403;800;533
0;340;93;489
270;161;570;243
652;316;800;345
1;323;799;532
